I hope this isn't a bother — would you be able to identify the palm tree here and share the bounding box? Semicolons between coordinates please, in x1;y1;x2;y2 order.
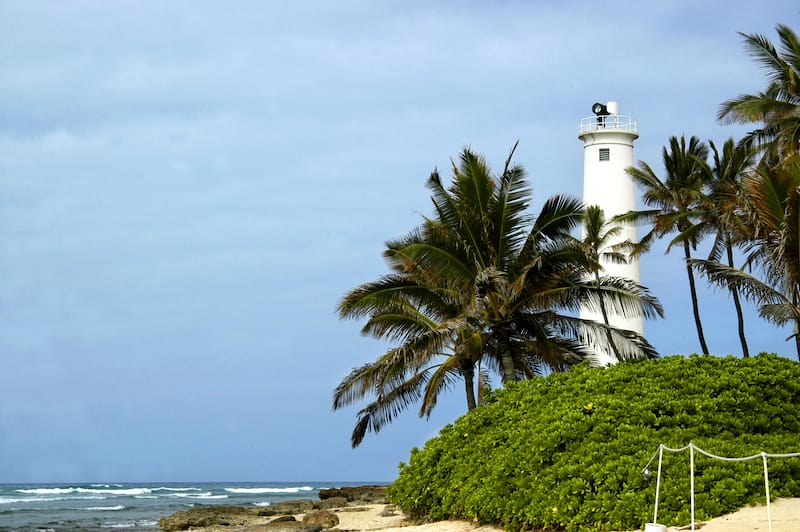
334;231;483;447
718;23;800;158
694;138;756;357
335;145;664;446
580;205;634;359
410;146;662;381
691;154;800;360
622;135;712;354
461;197;652;379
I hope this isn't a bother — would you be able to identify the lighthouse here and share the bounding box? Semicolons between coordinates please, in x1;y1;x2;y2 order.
578;101;642;365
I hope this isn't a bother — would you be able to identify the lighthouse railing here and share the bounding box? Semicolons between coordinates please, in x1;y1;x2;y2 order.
579;115;638;134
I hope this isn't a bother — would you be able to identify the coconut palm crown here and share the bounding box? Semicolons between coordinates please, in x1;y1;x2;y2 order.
335;144;663;446
718;23;800;158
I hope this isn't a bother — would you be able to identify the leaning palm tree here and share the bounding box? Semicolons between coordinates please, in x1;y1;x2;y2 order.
334;230;483;447
621;135;712;354
335;145;664;446
691;153;800;360
718;23;800;158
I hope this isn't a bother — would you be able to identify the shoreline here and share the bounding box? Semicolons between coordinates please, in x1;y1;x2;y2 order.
158;488;800;532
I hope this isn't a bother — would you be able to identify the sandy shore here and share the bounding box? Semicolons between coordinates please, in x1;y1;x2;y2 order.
324;498;800;532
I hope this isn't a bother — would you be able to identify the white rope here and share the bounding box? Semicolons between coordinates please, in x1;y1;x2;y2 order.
642;443;800;530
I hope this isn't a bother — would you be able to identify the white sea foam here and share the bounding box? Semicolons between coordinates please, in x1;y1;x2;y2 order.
254;502;272;507
104;520;159;529
1;495;106;504
83;505;126;511
224;486;313;494
152;487;201;492
171;492;228;499
17;488;75;495
16;487;151;496
79;487;151;496
1;497;39;504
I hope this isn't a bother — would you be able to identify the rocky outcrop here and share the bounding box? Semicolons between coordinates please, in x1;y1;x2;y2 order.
317;486;388;504
317;496;349;510
159;485;393;531
263;521;322;532
257;499;317;516
159;506;260;530
302;510;339;528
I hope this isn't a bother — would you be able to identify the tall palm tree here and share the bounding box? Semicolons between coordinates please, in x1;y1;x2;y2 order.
691;154;800;360
718;23;800;158
694;138;756;357
335;145;663;445
622;135;712;354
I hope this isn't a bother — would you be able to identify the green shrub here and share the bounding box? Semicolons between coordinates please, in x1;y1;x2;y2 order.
387;354;800;531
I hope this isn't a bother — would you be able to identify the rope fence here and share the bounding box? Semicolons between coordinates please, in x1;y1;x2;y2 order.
641;443;800;532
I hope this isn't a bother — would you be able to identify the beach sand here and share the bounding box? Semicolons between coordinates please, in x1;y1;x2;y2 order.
323;498;800;532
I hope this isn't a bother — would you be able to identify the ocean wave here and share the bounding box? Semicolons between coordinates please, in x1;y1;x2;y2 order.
152;487;202;492
253;502;272;507
81;487;151;496
16;487;152;496
103;520;159;528
83;505;126;511
1;497;41;504
224;486;314;494
1;495;107;504
173;492;228;500
16;488;76;495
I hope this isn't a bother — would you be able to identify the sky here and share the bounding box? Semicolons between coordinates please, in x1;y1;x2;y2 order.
1;1;799;484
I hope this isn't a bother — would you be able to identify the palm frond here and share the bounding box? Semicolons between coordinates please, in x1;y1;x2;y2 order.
689;258;785;307
419;356;462;418
349;368;433;447
577;275;665;321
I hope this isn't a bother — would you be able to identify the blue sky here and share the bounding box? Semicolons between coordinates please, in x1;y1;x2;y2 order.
1;1;798;483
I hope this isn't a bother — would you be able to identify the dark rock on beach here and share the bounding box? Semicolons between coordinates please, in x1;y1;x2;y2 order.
317;486;388;504
159;505;260;530
303;510;340;528
318;496;349;509
257;499;317;516
159;486;391;531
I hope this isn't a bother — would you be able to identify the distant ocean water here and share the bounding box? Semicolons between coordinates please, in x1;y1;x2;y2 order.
0;482;382;531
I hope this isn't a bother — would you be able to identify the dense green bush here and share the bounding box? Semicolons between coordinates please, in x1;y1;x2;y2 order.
387;354;800;531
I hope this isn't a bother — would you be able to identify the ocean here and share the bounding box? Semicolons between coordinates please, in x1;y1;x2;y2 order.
0;482;381;531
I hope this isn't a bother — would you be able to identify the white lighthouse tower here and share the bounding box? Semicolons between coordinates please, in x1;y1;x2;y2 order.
578;101;642;365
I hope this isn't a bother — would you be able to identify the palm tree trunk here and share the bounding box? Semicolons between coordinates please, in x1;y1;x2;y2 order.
497;334;518;384
684;240;710;354
461;362;477;410
794;291;800;362
500;349;517;383
595;272;622;361
724;237;749;357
